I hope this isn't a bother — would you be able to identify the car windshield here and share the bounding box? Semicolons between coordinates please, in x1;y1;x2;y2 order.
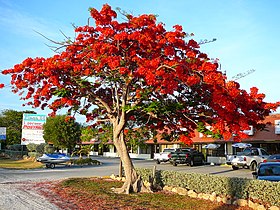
259;164;280;176
181;148;192;152
163;149;174;153
242;148;252;155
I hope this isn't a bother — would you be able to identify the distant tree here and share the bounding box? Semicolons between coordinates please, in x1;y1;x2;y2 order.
43;115;81;152
0;109;36;145
44;144;55;154
125;126;151;153
80;126;97;142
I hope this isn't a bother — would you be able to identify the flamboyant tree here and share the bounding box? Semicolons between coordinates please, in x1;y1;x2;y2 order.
1;4;279;193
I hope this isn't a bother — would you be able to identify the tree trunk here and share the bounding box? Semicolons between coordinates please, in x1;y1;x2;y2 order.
119;160;123;178
112;131;151;194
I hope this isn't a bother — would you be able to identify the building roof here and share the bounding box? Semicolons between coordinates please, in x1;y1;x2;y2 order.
146;113;280;145
192;113;280;143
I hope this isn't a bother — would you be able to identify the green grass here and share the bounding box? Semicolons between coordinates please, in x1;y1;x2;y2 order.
0;157;44;169
57;178;250;210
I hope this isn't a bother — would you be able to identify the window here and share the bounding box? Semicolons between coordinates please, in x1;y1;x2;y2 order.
251;149;259;156
260;149;269;156
259;165;280;176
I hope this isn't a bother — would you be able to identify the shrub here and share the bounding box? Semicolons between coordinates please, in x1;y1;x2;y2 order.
28;152;41;158
72;158;100;166
136;168;280;207
36;143;46;154
26;143;37;152
7;144;22;151
44;144;55;154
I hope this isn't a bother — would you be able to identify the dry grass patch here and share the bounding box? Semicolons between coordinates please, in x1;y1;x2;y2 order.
0;157;44;169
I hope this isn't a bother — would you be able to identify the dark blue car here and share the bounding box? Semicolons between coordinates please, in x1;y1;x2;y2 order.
252;162;280;182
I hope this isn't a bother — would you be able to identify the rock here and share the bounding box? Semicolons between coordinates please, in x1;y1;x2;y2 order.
143;180;151;188
163;186;173;192
202;193;210;200
220;197;231;205
269;206;280;210
188;190;198;198
197;193;204;199
116;177;122;181
248;200;258;209
171;187;178;193
187;190;195;195
176;187;188;196
216;196;222;203
256;204;266;210
209;194;216;202
233;199;248;207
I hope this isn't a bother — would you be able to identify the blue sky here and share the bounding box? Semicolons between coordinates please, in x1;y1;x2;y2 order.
1;0;280;121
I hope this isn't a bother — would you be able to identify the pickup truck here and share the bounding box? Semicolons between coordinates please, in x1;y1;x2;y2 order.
153;148;175;164
231;147;270;171
169;148;205;166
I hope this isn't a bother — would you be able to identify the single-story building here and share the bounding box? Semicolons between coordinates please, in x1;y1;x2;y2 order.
82;114;280;164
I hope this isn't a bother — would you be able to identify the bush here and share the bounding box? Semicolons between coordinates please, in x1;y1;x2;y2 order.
36;143;46;154
27;152;41;158
72;158;101;166
44;144;55;154
26;143;37;152
136;168;280;207
7;144;22;151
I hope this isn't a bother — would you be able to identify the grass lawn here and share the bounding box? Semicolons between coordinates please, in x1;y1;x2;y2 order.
45;177;252;210
0;157;44;169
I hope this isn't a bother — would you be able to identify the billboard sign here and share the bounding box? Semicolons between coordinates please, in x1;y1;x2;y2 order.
0;127;6;140
21;114;47;145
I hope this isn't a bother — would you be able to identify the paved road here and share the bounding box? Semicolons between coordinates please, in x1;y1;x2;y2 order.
0;156;254;210
0;156;254;183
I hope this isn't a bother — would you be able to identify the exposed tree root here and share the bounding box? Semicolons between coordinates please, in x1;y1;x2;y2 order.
112;175;153;194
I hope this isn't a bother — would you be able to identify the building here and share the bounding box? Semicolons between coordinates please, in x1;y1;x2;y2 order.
83;114;280;163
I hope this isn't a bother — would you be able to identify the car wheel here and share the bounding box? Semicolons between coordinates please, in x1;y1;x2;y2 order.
173;162;177;166
232;165;239;170
249;162;257;171
190;160;194;167
201;159;205;165
50;163;55;169
156;160;160;164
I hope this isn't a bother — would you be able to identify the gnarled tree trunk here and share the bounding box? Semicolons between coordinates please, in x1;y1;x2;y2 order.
112;127;151;194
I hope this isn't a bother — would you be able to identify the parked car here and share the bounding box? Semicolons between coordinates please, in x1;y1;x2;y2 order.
231;147;270;171
252;162;280;182
153;148;175;164
263;154;280;163
169;148;205;166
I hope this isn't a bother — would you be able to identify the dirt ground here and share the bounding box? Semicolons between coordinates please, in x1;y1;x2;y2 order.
0;181;60;210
